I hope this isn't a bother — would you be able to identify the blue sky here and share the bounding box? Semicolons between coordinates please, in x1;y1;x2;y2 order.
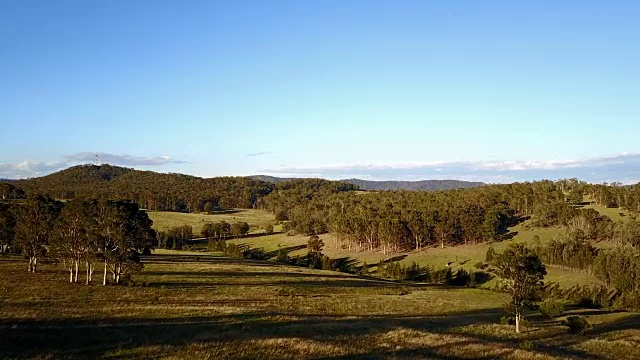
1;1;639;183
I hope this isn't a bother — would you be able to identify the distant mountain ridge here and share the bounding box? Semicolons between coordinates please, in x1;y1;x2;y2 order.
251;175;484;191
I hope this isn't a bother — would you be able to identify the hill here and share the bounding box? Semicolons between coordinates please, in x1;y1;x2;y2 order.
342;178;484;191
251;175;484;191
14;164;276;211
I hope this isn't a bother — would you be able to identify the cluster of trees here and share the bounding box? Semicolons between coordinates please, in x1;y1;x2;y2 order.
263;181;567;254
532;225;640;310
157;225;194;250
1;195;154;285
0;183;26;200
201;221;250;240
13;164;276;212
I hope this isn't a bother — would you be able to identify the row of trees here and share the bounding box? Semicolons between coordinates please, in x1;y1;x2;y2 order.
155;221;252;250
532;227;640;310
2;195;155;284
261;181;569;253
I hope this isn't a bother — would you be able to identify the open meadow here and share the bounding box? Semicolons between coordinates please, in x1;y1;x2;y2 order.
0;251;638;359
148;208;604;288
147;209;276;234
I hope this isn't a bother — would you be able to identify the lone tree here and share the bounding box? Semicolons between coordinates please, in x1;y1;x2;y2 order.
491;243;546;333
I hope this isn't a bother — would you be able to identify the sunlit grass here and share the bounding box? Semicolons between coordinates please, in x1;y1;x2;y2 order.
0;253;638;359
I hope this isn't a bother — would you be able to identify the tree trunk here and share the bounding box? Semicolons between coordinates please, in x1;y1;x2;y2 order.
74;261;79;283
515;310;521;334
33;258;37;273
103;261;108;286
70;265;74;282
86;262;90;285
28;257;33;272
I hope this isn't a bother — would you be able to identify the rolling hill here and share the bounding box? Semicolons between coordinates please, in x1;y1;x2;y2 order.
251;175;484;191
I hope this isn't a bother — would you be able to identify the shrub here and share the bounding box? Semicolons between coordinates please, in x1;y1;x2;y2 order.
539;298;565;318
275;249;291;264
224;243;243;258
500;315;515;325
474;261;485;270
243;248;267;260
265;224;274;235
520;340;534;351
563;316;590;334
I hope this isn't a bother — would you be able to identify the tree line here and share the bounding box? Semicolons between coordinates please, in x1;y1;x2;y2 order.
261;181;568;253
1;195;155;285
156;221;251;250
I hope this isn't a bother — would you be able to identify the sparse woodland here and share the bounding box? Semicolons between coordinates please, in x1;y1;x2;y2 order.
2;168;640;311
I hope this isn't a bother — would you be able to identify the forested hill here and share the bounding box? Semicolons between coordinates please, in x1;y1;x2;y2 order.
11;164;275;211
7;164;358;212
251;175;484;191
342;178;484;191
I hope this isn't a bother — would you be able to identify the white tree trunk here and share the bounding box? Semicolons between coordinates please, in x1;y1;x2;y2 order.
33;258;37;273
515;310;521;334
28;257;33;272
74;261;79;283
103;261;108;286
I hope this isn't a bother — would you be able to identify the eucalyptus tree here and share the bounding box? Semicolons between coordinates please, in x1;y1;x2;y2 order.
492;244;547;333
14;195;62;272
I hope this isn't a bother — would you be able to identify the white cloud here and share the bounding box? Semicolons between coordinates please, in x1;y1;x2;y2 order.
0;152;189;179
0;161;68;179
261;153;640;183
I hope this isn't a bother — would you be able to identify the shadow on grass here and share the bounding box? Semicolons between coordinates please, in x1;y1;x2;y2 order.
0;306;614;359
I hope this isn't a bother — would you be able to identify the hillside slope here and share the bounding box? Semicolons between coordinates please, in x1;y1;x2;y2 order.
251;175;484;191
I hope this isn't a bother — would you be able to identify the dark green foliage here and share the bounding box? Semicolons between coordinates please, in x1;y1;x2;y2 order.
200;221;232;240
492;244;546;333
563;316;590;334
14;195;63;272
231;221;250;238
450;268;471;286
0;182;26;200
533;235;598;271
275;249;292;264
539;298;565;318
0;203;16;252
243;248;267;260
500;315;515;325
15;164;275;211
161;225;193;250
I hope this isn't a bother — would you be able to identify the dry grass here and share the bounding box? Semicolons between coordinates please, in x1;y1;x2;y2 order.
0;252;638;359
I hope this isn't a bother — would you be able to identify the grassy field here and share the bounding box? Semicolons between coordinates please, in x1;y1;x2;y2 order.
147;209;277;234
149;205;624;289
227;222;599;288
1;251;639;359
